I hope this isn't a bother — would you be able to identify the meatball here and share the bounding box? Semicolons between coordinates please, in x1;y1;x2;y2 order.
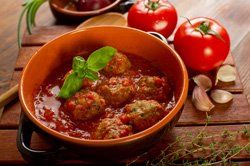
97;77;135;106
104;52;131;75
94;118;132;139
136;76;169;101
64;90;105;121
122;100;164;131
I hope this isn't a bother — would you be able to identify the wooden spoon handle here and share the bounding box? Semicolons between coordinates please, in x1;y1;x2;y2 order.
0;84;18;109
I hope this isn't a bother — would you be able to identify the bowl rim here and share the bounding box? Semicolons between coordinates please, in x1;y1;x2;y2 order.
49;0;122;16
19;26;189;147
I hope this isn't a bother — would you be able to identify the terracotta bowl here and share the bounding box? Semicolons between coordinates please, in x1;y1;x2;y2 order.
49;0;122;22
19;26;188;161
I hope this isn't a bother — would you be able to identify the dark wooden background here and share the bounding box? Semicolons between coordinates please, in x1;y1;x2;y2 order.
0;0;250;165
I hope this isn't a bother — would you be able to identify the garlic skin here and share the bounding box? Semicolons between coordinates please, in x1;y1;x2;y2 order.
216;65;236;85
192;86;215;112
210;90;233;104
193;74;212;92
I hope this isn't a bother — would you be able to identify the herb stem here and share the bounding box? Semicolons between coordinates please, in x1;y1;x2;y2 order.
210;143;250;165
17;6;29;48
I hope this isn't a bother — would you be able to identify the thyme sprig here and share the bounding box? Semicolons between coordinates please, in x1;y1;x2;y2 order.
127;114;250;166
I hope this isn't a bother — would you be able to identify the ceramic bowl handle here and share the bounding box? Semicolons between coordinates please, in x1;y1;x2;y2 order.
17;113;64;164
147;31;169;43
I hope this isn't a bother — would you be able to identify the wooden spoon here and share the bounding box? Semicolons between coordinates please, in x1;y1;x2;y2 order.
77;12;127;29
0;84;18;118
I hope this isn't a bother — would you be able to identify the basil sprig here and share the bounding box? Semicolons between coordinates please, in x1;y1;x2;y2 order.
58;46;116;99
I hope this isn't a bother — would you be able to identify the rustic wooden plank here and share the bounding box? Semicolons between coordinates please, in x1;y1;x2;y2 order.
0;130;24;164
0;125;249;164
223;52;234;66
22;26;75;46
15;46;41;70
0;71;22;129
233;32;250;103
0;100;21;129
9;71;22;87
178;94;250;126
238;162;250;166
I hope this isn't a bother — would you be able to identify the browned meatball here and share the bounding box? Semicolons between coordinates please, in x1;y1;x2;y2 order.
122;100;164;131
136;76;169;101
97;77;135;106
104;52;131;75
64;90;105;121
94;118;132;139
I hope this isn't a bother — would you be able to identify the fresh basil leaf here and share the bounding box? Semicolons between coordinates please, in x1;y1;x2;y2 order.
85;69;99;81
87;46;116;72
72;56;86;71
72;56;87;78
58;72;83;99
58;46;117;99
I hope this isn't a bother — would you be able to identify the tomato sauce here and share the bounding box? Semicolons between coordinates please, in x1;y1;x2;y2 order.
34;54;175;139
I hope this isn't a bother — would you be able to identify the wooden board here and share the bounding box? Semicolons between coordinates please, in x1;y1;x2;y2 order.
22;26;76;46
1;0;250;164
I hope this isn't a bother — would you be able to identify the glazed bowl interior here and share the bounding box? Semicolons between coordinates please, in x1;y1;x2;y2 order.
50;0;121;16
19;26;188;146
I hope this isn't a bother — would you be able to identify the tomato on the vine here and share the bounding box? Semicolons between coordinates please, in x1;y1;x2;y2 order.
128;0;178;38
174;17;230;72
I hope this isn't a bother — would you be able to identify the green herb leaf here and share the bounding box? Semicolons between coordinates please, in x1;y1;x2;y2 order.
72;56;86;78
87;46;116;72
58;46;116;99
85;69;99;81
58;72;83;99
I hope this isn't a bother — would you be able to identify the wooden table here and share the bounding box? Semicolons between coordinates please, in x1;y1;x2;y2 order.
0;0;250;165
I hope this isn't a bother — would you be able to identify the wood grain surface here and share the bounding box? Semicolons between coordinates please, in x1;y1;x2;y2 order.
0;0;250;165
0;1;55;95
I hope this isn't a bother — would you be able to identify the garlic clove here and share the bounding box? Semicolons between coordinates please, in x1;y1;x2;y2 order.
192;86;215;112
193;74;212;92
210;89;233;104
215;65;236;85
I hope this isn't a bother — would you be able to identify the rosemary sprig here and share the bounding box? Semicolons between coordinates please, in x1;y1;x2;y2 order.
17;0;47;48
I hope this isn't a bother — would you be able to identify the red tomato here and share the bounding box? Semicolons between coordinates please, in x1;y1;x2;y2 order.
128;0;177;38
76;0;112;11
174;17;230;72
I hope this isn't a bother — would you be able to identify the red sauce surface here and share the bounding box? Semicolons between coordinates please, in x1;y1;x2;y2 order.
34;54;175;139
